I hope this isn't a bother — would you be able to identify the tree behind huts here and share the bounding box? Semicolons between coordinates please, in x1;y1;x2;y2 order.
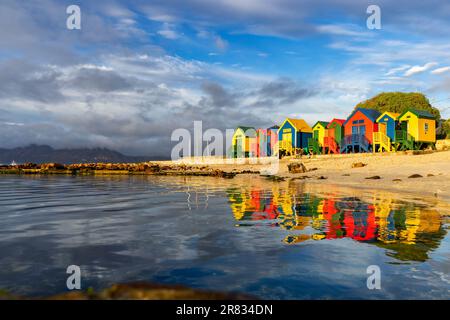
356;92;441;120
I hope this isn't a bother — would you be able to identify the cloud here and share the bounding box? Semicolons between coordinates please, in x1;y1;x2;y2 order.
404;62;438;77
214;36;229;51
384;65;411;76
431;66;450;75
316;24;369;37
157;23;179;39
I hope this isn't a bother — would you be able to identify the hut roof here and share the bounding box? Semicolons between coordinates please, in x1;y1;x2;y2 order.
236;126;256;137
344;108;381;125
399;108;435;120
327;119;346;128
282;118;313;133
376;111;400;122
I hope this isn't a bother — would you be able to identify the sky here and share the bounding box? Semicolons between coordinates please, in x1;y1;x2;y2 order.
1;0;450;157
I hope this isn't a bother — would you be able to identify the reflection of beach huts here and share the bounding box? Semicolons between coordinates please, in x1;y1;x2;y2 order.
395;109;436;150
323;119;345;154
232;126;256;158
308;121;329;154
342;108;381;153
278;118;313;156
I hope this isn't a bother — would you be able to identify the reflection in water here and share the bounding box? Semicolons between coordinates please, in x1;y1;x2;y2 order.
227;183;446;262
0;175;448;299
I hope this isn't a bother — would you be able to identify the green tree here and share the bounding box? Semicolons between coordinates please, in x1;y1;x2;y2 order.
442;119;450;138
356;92;441;120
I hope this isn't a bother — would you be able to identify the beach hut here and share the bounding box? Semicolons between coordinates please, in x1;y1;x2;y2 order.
277;118;313;156
232;126;257;158
396;109;436;150
267;125;279;156
251;126;279;157
342;108;381;153
373;112;399;152
323;118;345;154
308;121;329;154
253;129;265;157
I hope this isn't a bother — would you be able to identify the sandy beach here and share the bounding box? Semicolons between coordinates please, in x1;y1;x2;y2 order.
173;150;450;202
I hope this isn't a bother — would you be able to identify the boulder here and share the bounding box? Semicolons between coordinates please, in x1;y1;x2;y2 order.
288;162;307;173
352;162;367;168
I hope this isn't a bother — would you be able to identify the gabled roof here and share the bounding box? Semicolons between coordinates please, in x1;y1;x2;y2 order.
399;108;435;120
343;108;381;125
280;118;313;133
312;121;330;129
376;111;400;122
235;126;256;137
326;118;346;128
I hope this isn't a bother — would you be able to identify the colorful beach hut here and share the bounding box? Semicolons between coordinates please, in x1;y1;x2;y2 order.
342;108;381;153
323;118;345;154
396;109;436;150
267;125;279;156
232;126;256;158
373;112;399;152
278;118;313;156
308;121;329;154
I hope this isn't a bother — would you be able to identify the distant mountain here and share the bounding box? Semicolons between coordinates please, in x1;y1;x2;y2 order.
0;145;163;164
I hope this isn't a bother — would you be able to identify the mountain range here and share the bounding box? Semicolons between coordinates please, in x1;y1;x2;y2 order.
0;145;163;164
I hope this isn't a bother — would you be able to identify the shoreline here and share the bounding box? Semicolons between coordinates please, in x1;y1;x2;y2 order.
1;150;449;202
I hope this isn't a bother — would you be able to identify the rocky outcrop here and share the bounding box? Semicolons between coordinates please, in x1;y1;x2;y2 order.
287;162;307;173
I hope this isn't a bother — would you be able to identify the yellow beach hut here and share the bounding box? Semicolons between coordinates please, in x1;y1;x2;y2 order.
232;126;257;158
396;109;436;150
308;121;329;154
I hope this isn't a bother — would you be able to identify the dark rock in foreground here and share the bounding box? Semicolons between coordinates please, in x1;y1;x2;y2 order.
1;282;255;300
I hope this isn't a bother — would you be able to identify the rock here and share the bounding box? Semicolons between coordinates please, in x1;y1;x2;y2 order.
40;163;66;170
287;162;307;173
393;178;402;182
365;175;381;179
342;174;350;176
427;173;434;177
352;162;367;168
317;176;327;180
408;174;423;178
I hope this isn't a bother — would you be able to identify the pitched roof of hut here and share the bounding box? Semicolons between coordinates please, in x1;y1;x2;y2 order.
236;126;257;137
282;118;313;133
399;108;435;120
326;118;346;128
344;108;381;125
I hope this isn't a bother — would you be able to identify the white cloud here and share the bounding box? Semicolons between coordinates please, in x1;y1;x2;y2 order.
215;36;229;51
431;66;450;74
157;23;179;40
404;62;438;77
384;65;411;76
316;24;369;37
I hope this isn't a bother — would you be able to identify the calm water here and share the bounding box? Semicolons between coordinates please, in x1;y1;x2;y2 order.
0;175;448;299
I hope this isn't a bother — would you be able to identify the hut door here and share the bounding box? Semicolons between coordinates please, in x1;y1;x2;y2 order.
379;123;386;135
313;130;319;139
282;133;291;143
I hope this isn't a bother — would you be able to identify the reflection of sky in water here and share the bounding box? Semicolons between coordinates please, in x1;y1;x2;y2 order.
0;175;448;299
